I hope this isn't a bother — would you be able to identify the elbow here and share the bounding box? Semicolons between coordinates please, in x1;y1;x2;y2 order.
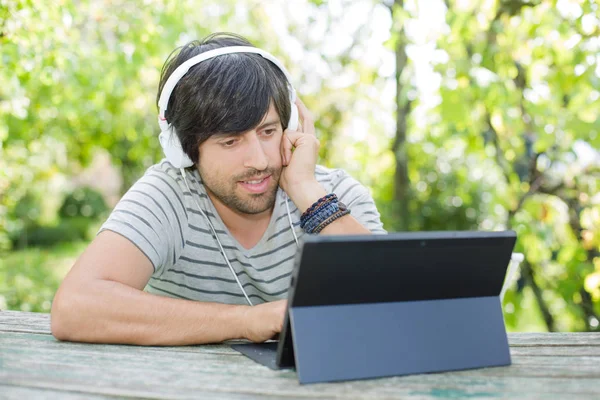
50;292;69;341
50;319;70;342
50;286;79;342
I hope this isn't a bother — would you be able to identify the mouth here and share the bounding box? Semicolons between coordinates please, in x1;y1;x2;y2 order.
238;175;271;194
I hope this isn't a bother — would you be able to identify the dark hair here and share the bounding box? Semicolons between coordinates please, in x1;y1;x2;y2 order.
156;33;292;165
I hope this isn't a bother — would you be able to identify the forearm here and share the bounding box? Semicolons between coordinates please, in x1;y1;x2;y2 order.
288;180;371;235
51;278;247;346
319;213;371;235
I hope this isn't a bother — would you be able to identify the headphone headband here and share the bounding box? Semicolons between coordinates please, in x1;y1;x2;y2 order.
157;45;299;168
158;46;297;122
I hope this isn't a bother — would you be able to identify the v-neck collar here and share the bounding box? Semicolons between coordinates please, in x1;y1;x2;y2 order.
191;169;283;257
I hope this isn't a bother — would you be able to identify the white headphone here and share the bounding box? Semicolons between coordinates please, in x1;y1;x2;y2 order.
157;45;301;306
157;46;300;169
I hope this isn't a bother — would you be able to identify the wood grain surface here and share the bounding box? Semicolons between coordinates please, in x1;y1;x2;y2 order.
1;310;599;399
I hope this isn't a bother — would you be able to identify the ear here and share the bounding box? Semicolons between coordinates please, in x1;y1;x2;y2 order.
159;128;194;168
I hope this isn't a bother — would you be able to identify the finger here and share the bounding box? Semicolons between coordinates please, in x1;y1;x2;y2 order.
280;136;287;166
283;129;320;158
295;97;315;136
282;130;294;165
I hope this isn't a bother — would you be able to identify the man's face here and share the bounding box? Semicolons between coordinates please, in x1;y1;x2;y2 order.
197;103;283;215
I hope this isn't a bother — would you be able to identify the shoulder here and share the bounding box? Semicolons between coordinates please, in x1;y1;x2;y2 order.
315;164;364;192
315;165;375;207
314;164;344;185
98;160;193;273
133;159;191;198
120;159;196;223
144;159;185;184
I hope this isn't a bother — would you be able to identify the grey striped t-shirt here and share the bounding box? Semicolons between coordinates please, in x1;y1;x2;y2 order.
99;159;386;305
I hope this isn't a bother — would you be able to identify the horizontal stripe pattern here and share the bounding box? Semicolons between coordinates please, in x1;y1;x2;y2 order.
99;160;386;305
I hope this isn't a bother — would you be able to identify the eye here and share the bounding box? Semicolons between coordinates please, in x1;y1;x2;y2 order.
222;139;237;147
263;129;276;136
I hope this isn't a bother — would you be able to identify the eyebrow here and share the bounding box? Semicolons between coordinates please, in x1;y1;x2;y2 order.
256;119;280;130
212;118;281;141
212;132;237;140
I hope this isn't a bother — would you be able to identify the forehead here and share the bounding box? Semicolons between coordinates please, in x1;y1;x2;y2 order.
261;102;279;120
210;103;281;140
243;102;281;128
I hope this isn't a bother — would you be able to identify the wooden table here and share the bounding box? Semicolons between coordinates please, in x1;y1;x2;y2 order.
1;311;599;399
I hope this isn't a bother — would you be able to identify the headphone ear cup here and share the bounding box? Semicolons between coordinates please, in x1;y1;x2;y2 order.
159;128;194;168
287;103;299;131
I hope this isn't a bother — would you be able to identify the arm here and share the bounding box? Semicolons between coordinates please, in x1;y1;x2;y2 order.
285;181;371;235
51;231;284;345
279;98;374;235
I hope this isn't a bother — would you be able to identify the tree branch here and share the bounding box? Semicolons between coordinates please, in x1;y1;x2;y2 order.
389;0;413;230
508;174;544;217
484;110;513;184
521;259;556;331
482;0;555;333
536;180;600;331
537;182;565;196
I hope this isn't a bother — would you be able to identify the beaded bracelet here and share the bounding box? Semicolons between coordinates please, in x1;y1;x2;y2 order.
301;194;341;233
300;193;336;227
300;193;352;234
306;196;336;218
313;208;351;234
303;202;338;233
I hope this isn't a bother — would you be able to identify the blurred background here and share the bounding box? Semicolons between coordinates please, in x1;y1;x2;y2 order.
1;0;599;332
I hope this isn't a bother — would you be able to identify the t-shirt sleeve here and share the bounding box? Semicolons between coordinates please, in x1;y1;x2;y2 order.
97;166;190;275
329;170;387;234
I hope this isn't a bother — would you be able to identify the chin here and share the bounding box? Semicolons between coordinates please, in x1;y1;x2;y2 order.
245;190;278;213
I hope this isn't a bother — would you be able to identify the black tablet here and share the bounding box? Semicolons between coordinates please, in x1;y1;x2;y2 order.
233;230;517;382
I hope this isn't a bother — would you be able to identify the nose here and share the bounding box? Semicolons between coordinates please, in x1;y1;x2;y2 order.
243;134;269;171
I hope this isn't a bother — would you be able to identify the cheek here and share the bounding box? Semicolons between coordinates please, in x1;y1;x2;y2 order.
201;151;244;185
269;137;284;166
198;151;222;180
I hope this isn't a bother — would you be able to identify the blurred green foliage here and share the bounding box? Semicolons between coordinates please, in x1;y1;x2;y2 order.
8;187;108;248
11;216;100;249
0;241;88;312
1;0;599;332
417;0;600;333
59;188;108;220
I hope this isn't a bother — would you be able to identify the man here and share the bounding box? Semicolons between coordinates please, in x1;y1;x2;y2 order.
51;33;385;346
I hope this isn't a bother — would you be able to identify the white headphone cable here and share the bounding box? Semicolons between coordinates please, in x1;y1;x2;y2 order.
179;169;301;306
180;168;254;306
285;192;300;248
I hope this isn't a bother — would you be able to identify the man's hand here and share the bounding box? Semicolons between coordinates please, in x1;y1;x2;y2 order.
240;299;287;343
279;98;327;212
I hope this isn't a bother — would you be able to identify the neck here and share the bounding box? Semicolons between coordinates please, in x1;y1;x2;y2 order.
205;190;274;250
